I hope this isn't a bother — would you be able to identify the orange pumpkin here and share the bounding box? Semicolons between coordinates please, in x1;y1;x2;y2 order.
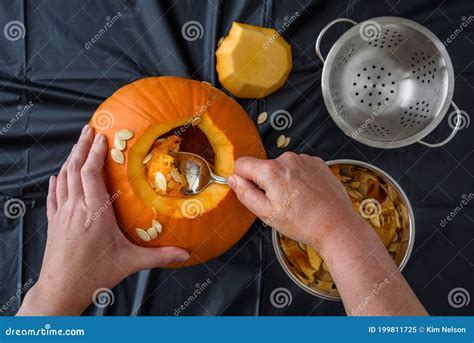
90;76;266;267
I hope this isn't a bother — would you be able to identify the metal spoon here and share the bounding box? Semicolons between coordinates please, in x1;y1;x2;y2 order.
170;152;227;195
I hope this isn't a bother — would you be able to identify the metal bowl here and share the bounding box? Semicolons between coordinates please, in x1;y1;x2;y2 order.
272;159;415;301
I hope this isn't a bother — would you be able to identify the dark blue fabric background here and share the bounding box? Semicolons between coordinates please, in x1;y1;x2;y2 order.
0;0;472;316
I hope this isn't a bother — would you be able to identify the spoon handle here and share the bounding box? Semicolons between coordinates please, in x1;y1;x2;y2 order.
210;172;227;185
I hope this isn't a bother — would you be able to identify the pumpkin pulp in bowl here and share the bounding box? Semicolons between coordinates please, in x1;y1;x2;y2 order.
90;77;266;267
276;162;412;300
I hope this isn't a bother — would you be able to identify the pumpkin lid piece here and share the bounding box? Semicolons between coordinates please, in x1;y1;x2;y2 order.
216;22;292;99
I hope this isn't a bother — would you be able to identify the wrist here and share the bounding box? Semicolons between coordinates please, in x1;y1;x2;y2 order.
17;279;89;316
309;213;369;259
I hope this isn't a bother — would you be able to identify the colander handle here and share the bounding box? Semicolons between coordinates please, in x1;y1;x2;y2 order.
417;101;462;148
315;18;358;63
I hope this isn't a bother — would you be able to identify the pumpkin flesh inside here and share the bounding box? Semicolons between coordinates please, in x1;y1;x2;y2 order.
145;126;216;197
128;112;233;218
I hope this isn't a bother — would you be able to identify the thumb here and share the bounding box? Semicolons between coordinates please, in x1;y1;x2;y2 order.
227;174;271;218
130;246;190;271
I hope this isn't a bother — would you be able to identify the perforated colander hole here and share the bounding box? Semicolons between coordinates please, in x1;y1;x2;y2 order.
411;52;438;83
353;68;398;106
369;29;402;48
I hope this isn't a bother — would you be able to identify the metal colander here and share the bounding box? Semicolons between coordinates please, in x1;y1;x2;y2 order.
316;17;462;148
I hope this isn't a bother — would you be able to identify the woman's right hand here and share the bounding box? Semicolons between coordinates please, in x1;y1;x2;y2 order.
227;152;364;252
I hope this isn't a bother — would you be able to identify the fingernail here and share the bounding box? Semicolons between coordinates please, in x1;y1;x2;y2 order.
174;252;190;263
81;124;90;135
94;133;103;143
227;175;236;188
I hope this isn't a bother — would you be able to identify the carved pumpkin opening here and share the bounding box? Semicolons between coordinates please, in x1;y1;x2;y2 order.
145;125;216;197
158;125;215;166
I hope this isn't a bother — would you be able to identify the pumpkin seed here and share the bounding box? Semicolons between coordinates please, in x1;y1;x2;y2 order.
345;187;362;199
143;153;152;164
136;228;151;242
111;148;125;164
283;136;291;147
115;129;134;140
370;215;381;227
349;181;360;188
392;232;399;243
171;169;182;182
147;227;158;240
388;241;399;252
192;116;202;126
152;219;163;233
297;242;306;251
155;172;167;192
114;137;126;151
257;111;268;124
277;134;286;148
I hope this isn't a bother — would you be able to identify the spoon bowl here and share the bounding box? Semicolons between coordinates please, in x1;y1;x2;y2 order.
171;152;227;195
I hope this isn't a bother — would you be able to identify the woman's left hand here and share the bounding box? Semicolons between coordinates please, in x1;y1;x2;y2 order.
17;125;189;316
